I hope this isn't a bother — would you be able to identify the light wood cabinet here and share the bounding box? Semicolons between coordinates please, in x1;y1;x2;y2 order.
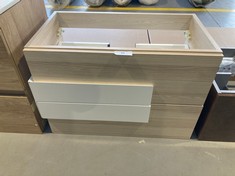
25;12;223;138
0;0;47;133
0;30;23;92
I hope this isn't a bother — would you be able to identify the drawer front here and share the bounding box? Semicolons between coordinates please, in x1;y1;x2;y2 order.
0;30;23;92
0;95;41;133
29;80;211;106
29;79;153;105
37;102;151;123
25;50;221;105
48;104;203;139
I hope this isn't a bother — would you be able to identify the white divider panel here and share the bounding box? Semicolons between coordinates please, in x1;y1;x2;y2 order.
37;102;151;123
29;78;153;106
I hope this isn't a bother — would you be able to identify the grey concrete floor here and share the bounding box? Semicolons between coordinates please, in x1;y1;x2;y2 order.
1;133;235;176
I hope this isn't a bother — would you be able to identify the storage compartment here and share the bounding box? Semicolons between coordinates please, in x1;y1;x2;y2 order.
26;12;219;50
24;12;223;139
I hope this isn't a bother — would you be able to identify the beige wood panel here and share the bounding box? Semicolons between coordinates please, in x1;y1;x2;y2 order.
0;96;42;133
149;30;186;45
0;11;22;63
18;56;34;102
24;49;222;68
61;28;149;48
24;50;220;105
15;0;47;57
49;104;202;139
207;27;235;48
0;0;47;134
57;12;192;30
189;16;221;50
0;30;23;92
26;13;59;46
151;80;211;105
0;0;47;64
31;101;47;132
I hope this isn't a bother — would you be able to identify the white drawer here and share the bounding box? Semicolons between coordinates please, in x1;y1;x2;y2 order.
37;102;151;123
28;78;153;106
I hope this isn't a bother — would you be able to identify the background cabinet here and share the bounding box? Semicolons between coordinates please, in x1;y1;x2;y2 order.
0;0;47;133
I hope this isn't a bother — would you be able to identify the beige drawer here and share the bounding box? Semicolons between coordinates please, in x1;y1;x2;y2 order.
37;102;151;123
29;79;153;123
48;104;203;139
28;73;212;106
28;78;153;105
60;28;149;48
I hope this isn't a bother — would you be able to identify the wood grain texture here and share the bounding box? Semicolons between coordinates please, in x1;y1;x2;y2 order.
26;13;59;46
25;50;221;105
27;12;221;52
0;30;23;92
189;16;220;50
38;102;151;123
24;12;223;137
61;28;149;48
148;30;186;45
57;12;192;30
0;96;42;133
0;0;47;63
195;82;235;142
49;104;202;139
207;27;235;48
0;0;47;133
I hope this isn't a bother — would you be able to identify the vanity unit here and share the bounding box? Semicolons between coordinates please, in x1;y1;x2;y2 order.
24;12;223;138
0;0;47;133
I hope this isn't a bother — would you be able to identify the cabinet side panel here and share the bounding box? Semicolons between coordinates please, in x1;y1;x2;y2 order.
189;16;221;50
0;29;23;92
0;96;42;133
